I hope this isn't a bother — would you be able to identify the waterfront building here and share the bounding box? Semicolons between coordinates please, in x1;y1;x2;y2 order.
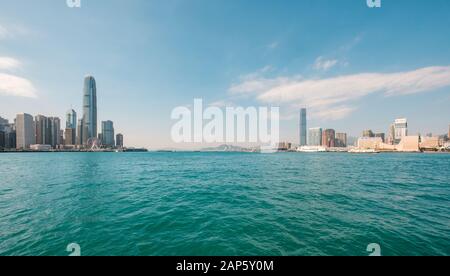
76;119;84;145
387;124;395;145
362;130;375;138
448;125;450;141
83;75;97;140
65;128;76;145
357;137;383;150
48;117;61;148
394;118;408;144
420;136;440;150
335;133;347;147
66;109;77;130
396;136;420;152
322;129;335;148
278;142;292;151
35;115;51;145
299;108;307;146
116;133;124;148
16;113;35;149
308;127;322;146
0;116;8;126
101;120;115;147
30;144;52;151
6;131;16;149
375;133;385;143
0;130;5;148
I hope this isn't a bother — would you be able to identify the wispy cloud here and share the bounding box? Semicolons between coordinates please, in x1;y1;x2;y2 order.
229;66;450;120
0;73;37;98
313;56;338;71
0;57;21;71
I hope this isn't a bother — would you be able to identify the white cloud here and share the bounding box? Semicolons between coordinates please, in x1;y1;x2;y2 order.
229;66;450;120
0;73;37;98
313;56;338;71
0;57;21;70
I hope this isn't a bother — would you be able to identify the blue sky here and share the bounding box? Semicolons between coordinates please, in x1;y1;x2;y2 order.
0;0;449;148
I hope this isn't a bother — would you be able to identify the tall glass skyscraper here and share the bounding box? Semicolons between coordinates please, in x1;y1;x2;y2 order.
83;75;97;142
66;109;77;130
101;121;115;147
299;108;307;146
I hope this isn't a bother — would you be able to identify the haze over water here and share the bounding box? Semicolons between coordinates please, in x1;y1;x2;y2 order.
0;152;449;256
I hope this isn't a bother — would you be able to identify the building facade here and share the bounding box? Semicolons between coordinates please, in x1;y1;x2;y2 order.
362;130;375;138
308;128;322;146
66;109;77;130
299;108;307;146
83;75;97;141
101;120;115;147
322;129;336;148
335;133;347;147
375;133;385;143
16;113;35;149
394;118;408;144
116;133;124;148
35;115;51;145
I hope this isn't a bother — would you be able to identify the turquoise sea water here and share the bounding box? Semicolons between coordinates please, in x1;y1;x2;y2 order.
0;152;449;256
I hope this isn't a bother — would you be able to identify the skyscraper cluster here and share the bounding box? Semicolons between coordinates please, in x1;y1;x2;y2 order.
300;109;348;148
0;76;124;151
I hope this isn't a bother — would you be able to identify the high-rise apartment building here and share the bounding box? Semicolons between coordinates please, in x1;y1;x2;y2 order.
16;113;35;149
299;108;307;146
308;127;322;146
322;129;336;148
335;133;348;147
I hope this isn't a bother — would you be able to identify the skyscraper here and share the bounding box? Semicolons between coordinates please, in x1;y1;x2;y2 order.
322;129;336;148
116;133;124;148
394;118;408;144
16;113;35;149
335;133;348;147
83;75;97;141
76;119;84;146
299;108;307;146
35;115;50;145
48;117;61;148
308;127;322;146
66;109;77;130
101;120;115;147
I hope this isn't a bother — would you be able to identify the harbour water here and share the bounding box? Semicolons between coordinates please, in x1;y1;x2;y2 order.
0;152;448;256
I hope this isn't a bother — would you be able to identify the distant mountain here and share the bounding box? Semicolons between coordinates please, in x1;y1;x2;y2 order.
201;144;251;152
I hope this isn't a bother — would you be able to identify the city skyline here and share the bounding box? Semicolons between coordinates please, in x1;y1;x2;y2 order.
0;0;450;149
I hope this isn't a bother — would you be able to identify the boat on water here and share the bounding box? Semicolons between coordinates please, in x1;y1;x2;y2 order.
348;148;380;154
296;146;328;153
